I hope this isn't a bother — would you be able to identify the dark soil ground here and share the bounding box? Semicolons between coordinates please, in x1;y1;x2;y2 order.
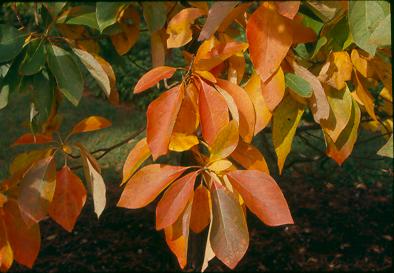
11;172;392;272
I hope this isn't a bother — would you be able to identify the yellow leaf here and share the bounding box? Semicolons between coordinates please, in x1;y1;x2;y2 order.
272;95;304;174
319;51;352;90
70;116;111;136
169;133;199;152
230;140;270;174
209;120;239;162
207;160;233;173
195;70;217;83
321;85;353;142
350;49;375;78
354;71;377;121
166;8;205;48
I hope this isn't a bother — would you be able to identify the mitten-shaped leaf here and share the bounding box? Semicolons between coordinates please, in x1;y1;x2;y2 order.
118;164;189;209
227;170;294;226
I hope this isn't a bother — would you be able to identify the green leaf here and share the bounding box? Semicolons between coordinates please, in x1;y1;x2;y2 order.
377;134;393;158
369;14;391;47
0;84;9;110
348;1;385;56
72;48;110;97
64;6;99;30
142;2;167;32
19;39;46;76
96;2;126;32
0;24;26;63
285;73;313;98
47;44;83;106
30;71;55;133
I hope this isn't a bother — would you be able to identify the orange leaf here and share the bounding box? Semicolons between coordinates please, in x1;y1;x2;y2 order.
247;3;293;82
121;137;151;185
197;78;229;145
231;140;269;174
166;8;205;48
354;71;377;121
156;171;198;230
209;180;249;269
147;85;184;160
70;116;111;136
190;184;211;233
134;66;177;94
12;133;53;146
198;1;239;41
0;213;13;272
326;98;361;165
261;66;286;112
110;5;140;55
243;72;272;134
117;164;189;209
17;156;56;224
319;51;353;90
3;200;40;268
350;49;375;78
164;200;192;269
173;83;199;135
217;3;251;33
227;170;294;226
274;1;300;19
48;166;87;232
209;120;239;162
215;79;255;143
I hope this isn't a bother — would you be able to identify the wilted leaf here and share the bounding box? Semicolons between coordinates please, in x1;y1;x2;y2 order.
247;4;293;82
272;95;304;174
210;180;249;269
209;120;239;162
231;140;269;174
167;8;205;48
198;2;239;41
70;116;111;136
190;184;211;233
243;72;272;134
18;156;56;224
121;137;151;185
147;85;183;160
48;166;87;232
156;171;198;230
3;200;40;268
79;145;106;218
47;45;83;106
134;66;177;94
117;164;189;209
227;170;293;226
215;79;255;143
198;79;229;145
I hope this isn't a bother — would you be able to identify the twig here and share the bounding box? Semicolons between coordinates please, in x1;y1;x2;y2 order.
12;3;25;29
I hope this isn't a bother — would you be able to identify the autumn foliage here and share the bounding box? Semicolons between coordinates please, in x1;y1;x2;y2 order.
0;1;392;271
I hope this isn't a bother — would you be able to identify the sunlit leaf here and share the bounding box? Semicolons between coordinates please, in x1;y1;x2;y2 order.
134;66;177;94
169;133;199;152
285;73;313;98
209;120;239;162
190;184;211;234
261;66;286;112
70;116;111;136
117;164;189;209
231;140;269;174
354;71;377;121
227;170;293;226
207;160;233;173
319;51;353;90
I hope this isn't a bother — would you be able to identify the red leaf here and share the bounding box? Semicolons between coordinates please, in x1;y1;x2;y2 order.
190;184;211;233
117;164;189;209
147;85;184;160
48;166;87;232
197;78;229;145
156;171;198;230
134;66;177;93
227;170;294;226
12;133;53;146
247;3;293;82
274;1;300;19
3;200;41;268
